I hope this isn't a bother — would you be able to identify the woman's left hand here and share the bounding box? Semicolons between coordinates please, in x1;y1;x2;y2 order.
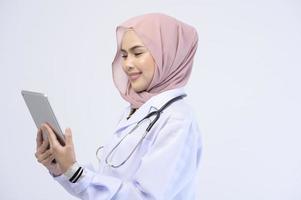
41;123;76;173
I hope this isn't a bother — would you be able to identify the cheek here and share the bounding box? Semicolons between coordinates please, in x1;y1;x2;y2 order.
121;61;126;72
139;57;155;75
146;63;155;81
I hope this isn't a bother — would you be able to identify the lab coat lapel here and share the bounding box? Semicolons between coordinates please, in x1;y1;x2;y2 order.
114;105;154;133
113;87;186;134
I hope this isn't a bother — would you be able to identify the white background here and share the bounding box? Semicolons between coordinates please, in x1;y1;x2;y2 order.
1;0;300;199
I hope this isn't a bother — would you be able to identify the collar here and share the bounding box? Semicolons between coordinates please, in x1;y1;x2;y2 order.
114;87;186;133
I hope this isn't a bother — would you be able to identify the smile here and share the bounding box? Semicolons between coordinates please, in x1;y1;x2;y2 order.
129;72;142;81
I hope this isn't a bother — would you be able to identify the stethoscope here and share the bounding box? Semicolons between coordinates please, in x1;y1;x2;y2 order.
96;94;187;168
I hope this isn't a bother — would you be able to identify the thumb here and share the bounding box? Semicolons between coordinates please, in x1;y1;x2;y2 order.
65;128;73;146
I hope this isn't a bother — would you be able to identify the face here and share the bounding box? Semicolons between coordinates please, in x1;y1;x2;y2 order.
121;29;155;93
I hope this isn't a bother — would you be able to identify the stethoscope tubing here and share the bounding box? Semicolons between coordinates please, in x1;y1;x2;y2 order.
96;94;187;168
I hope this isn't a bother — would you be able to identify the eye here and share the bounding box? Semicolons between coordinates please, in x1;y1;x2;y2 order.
134;53;143;56
121;53;143;59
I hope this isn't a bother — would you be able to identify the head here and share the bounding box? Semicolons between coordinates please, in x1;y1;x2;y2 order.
121;29;156;93
112;13;198;108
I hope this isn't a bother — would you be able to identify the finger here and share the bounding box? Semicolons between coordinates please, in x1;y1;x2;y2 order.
36;128;43;151
65;128;74;146
36;149;52;162
37;139;49;154
43;154;56;166
42;123;60;149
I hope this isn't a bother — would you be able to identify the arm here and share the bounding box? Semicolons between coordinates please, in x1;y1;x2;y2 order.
39;117;201;200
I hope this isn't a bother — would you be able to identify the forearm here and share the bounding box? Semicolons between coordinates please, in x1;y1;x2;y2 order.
54;165;122;200
53;164;159;200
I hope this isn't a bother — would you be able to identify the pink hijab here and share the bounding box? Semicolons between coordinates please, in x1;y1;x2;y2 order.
112;13;198;109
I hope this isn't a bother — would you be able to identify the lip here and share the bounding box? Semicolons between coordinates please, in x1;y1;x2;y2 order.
128;72;142;81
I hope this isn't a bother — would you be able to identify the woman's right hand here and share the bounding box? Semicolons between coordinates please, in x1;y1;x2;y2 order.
35;128;63;177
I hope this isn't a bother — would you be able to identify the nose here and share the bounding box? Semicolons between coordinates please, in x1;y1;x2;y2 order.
123;56;135;72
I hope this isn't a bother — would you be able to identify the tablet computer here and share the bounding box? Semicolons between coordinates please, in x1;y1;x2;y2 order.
21;90;65;146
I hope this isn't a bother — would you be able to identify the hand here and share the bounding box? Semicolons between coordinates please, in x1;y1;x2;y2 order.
35;128;63;176
35;124;77;175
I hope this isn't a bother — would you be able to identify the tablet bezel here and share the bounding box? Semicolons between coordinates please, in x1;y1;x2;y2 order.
21;90;65;146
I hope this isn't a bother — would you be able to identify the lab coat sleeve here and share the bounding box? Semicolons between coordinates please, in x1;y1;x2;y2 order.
53;117;201;200
54;167;122;199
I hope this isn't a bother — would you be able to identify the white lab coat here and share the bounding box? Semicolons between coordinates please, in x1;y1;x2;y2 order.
54;87;202;200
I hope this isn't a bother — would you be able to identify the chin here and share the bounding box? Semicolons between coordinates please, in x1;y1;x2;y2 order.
133;88;145;93
131;84;146;93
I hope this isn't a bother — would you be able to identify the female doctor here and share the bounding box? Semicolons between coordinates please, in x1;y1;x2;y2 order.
35;13;202;200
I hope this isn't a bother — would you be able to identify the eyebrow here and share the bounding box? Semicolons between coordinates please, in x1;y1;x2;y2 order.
120;45;145;53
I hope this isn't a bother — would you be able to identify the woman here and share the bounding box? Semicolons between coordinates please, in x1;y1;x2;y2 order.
35;12;202;200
